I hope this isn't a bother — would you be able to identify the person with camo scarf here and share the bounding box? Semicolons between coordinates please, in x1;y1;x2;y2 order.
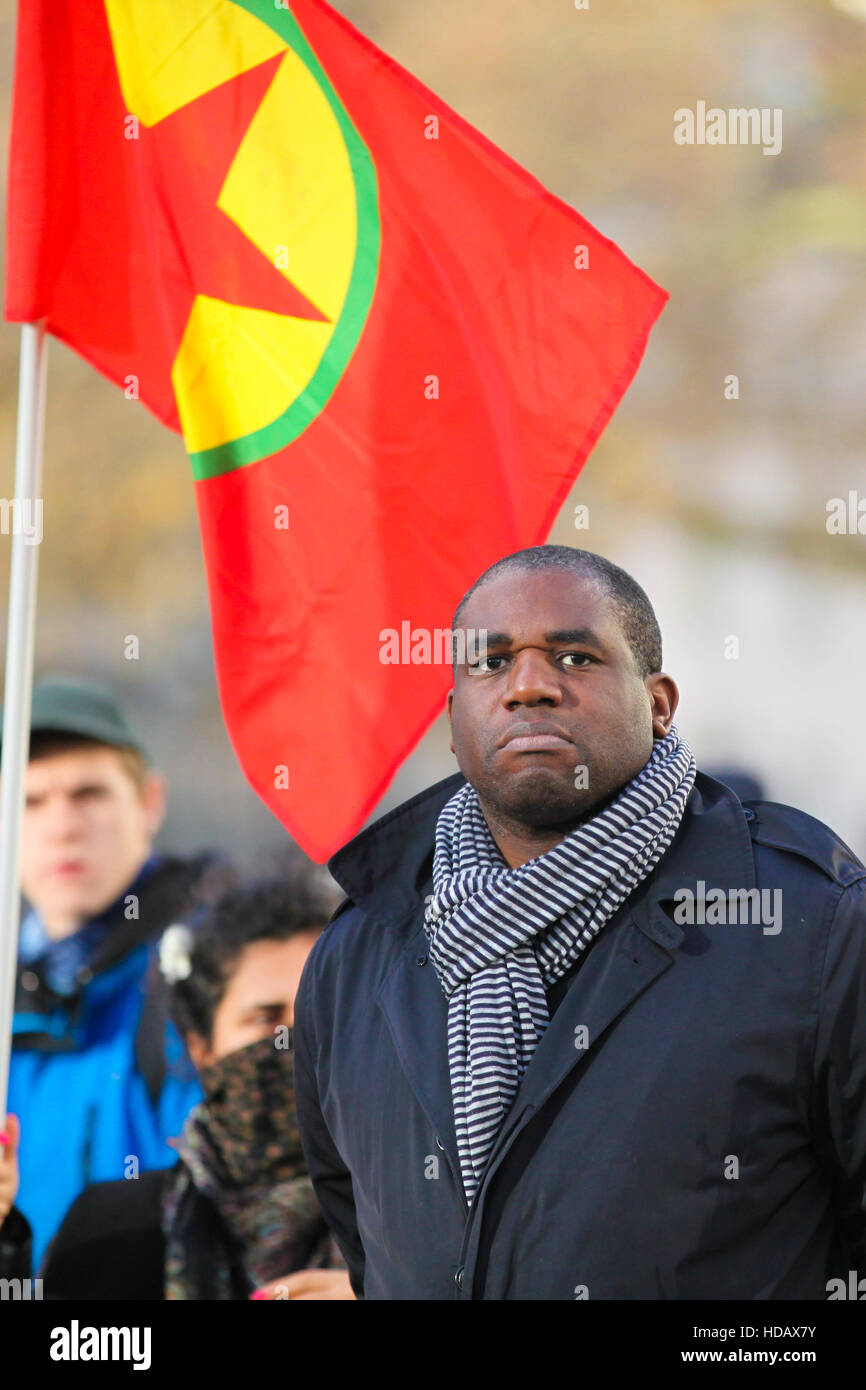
41;875;354;1300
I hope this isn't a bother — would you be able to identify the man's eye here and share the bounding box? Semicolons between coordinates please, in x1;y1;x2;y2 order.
560;652;594;668
468;654;507;673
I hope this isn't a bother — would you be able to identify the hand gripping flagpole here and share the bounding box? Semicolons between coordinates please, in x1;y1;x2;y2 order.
0;322;47;1121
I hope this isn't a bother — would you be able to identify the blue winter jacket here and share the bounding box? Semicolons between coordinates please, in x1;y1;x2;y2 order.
8;853;226;1268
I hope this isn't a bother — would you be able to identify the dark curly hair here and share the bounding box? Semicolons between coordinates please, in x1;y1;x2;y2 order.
165;873;336;1046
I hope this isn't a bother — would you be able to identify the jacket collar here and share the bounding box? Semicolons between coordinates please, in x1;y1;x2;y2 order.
14;852;229;1029
328;771;466;930
328;767;757;937
18;853;163;993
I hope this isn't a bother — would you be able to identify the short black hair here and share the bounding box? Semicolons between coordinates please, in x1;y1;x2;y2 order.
452;545;663;678
166;874;334;1046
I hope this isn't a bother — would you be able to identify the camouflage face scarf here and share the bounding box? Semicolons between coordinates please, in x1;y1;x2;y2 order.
163;1034;333;1300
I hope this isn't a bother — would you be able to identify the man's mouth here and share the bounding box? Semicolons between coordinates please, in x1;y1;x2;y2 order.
52;860;87;877
497;722;574;753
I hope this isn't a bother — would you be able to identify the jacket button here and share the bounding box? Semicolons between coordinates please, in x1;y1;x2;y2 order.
415;954;428;967
455;1265;464;1290
743;807;756;822
435;1135;445;1151
21;971;38;991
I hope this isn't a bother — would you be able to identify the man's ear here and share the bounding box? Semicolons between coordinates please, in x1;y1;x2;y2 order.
446;687;455;754
141;769;167;837
647;674;679;736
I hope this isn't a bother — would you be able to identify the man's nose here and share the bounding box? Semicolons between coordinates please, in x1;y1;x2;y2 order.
501;649;562;706
44;796;83;839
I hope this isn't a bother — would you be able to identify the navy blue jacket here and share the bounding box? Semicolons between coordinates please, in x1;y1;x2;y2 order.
293;771;866;1300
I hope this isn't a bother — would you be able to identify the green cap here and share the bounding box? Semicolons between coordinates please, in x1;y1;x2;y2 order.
17;676;149;760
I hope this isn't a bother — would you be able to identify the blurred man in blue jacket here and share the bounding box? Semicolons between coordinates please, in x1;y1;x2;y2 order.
5;676;232;1266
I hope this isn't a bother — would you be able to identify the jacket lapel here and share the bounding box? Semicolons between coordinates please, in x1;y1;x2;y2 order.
333;775;468;1181
504;774;757;1120
376;915;462;1180
480;776;757;1171
505;899;681;1121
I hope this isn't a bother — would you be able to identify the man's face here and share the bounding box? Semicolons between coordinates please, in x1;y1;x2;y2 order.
447;567;676;838
18;747;166;938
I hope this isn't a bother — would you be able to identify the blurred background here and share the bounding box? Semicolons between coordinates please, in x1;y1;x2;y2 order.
1;0;864;870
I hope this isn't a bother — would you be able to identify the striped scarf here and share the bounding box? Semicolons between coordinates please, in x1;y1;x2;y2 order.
423;726;696;1204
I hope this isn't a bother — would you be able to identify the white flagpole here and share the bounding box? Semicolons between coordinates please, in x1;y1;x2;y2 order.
0;321;47;1121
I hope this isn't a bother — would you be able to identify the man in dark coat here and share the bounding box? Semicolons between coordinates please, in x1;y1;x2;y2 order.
293;545;866;1300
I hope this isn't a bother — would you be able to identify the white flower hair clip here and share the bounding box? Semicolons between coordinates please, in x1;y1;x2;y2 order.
159;923;194;984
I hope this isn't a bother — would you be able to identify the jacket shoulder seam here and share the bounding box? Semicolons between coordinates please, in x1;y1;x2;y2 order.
745;801;866;887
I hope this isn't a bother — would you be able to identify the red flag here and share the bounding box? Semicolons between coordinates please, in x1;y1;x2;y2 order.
6;0;667;861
